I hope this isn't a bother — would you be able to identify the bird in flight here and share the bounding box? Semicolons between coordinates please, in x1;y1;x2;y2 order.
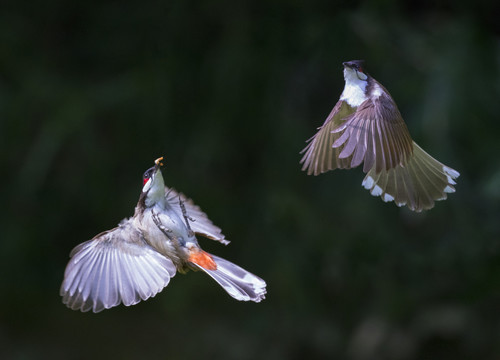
300;60;460;212
61;157;266;312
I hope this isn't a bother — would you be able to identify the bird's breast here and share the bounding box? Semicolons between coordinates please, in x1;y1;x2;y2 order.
138;205;198;263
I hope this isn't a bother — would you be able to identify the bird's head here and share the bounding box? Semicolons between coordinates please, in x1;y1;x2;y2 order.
343;60;368;82
141;157;166;207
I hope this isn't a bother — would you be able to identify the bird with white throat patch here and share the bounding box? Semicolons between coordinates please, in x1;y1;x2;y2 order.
300;60;460;212
60;157;266;313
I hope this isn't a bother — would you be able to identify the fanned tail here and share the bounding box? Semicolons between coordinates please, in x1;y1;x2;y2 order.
190;252;267;303
361;142;460;212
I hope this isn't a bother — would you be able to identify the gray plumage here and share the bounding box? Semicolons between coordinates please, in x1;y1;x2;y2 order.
61;160;266;313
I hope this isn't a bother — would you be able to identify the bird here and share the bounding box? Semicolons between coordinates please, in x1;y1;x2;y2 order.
60;157;266;313
300;60;460;212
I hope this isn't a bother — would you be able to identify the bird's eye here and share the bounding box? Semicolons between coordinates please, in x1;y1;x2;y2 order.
143;168;154;185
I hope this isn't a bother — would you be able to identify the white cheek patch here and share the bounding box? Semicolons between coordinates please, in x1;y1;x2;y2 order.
142;178;152;193
356;71;368;81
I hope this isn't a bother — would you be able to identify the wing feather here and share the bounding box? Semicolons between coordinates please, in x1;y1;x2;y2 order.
60;219;176;313
331;91;413;174
165;187;229;245
300;100;356;175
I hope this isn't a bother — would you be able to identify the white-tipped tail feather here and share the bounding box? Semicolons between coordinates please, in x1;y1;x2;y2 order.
191;254;267;302
361;142;460;212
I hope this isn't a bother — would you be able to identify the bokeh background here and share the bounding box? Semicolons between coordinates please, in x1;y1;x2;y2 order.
1;0;499;359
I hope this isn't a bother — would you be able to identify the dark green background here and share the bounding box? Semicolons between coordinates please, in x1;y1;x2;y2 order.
1;0;499;359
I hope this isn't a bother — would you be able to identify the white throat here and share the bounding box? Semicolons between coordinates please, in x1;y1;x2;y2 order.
144;171;166;207
340;68;368;107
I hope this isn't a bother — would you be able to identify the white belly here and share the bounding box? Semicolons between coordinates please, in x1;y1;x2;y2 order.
136;204;198;262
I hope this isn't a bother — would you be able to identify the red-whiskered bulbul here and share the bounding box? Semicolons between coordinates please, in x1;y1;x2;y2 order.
300;60;460;212
60;157;266;313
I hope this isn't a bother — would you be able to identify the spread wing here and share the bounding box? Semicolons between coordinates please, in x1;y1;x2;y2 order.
165;187;229;245
300;78;459;211
300;100;357;175
60;218;176;313
332;92;414;174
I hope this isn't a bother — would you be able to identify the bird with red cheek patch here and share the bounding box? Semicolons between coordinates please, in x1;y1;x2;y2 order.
60;157;266;313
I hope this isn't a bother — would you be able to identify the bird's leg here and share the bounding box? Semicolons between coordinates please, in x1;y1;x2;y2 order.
152;210;174;239
179;196;195;237
179;196;196;222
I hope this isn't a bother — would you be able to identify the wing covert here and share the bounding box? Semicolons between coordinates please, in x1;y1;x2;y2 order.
332;93;414;173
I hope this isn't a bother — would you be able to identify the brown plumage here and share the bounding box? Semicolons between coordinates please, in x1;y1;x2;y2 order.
300;60;459;212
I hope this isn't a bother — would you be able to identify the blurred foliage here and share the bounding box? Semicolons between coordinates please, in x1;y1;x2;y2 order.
1;0;499;359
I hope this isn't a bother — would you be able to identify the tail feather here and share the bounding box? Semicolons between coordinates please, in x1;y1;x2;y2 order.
191;254;267;303
362;142;460;212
